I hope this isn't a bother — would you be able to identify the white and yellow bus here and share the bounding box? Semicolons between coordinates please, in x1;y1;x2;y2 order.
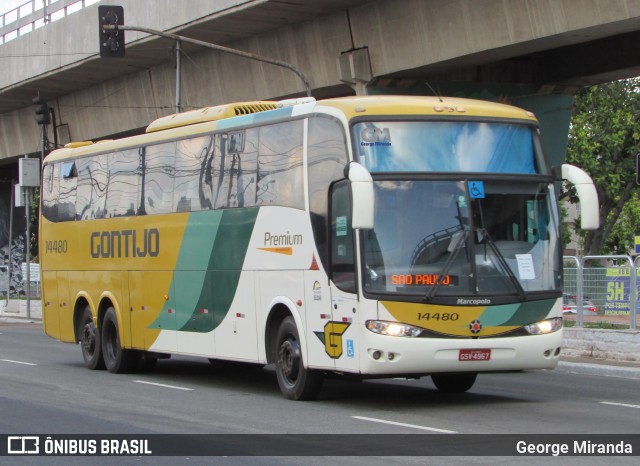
40;95;598;400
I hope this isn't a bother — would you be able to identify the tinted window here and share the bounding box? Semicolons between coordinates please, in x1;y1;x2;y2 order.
57;161;77;222
175;135;215;212
76;155;108;220
330;180;356;293
308;116;349;271
105;149;140;217
256;120;303;209
41;163;58;221
142;143;175;215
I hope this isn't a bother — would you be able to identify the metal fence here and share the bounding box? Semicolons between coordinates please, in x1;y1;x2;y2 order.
563;255;639;329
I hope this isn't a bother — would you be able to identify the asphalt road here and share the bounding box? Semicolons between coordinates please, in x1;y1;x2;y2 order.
1;321;639;465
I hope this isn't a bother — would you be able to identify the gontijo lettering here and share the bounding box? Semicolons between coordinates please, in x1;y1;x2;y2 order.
90;228;159;258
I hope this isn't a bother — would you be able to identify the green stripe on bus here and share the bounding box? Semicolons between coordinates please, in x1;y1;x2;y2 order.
479;299;555;326
150;208;259;333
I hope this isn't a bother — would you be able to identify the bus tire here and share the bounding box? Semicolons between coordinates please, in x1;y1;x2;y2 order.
275;316;323;400
101;306;138;374
431;372;477;393
78;305;105;370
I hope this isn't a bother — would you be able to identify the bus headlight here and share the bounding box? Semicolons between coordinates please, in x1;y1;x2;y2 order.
524;317;563;335
366;320;423;337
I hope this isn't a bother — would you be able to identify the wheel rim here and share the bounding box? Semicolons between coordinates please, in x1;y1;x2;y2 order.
278;335;301;386
81;320;96;357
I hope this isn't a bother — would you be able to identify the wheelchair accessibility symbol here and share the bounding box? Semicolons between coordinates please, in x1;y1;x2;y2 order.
468;181;485;199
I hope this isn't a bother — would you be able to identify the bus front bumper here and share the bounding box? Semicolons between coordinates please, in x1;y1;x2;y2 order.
356;329;563;376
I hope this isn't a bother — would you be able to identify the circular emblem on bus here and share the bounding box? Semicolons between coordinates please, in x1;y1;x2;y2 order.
469;320;482;334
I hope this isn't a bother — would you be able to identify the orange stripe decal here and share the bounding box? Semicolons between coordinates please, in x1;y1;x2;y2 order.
258;247;293;255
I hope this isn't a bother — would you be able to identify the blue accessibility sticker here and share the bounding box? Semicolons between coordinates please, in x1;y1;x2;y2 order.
346;339;355;358
468;181;485;199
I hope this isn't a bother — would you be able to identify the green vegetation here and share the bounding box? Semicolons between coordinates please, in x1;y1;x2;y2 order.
564;78;640;255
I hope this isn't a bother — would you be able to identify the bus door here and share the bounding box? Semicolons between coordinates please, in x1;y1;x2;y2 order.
327;180;359;372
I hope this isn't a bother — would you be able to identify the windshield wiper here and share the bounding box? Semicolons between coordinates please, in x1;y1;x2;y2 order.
425;228;470;303
476;228;526;300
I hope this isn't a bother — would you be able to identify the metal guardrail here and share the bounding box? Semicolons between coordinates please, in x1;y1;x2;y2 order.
0;0;99;45
563;255;638;330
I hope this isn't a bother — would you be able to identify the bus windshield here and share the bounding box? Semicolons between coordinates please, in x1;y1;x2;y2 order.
362;179;561;300
354;121;542;174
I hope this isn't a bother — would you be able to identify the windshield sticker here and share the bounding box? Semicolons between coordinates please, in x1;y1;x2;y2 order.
468;181;485;199
360;127;391;147
516;254;536;280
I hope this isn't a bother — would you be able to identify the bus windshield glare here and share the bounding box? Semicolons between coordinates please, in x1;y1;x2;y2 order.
354;121;541;174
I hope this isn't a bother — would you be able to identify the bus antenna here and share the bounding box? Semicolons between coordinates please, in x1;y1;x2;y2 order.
425;81;444;103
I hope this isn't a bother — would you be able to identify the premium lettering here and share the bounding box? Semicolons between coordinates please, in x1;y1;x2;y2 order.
90;228;159;258
264;231;302;247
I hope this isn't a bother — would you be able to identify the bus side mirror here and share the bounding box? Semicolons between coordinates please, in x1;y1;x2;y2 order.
345;162;374;230
560;163;600;230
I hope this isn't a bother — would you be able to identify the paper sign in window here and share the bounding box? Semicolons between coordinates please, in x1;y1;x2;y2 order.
516;254;535;280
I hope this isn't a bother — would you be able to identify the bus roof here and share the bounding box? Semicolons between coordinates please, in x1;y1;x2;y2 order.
43;95;537;163
316;95;538;122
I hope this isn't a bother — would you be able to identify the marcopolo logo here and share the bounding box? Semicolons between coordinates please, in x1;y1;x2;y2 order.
457;298;492;305
360;127;391;147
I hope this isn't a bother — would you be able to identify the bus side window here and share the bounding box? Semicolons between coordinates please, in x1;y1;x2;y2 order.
41;163;59;222
330;180;356;293
176;135;213;212
256;121;304;209
143;142;175;215
76;156;107;220
214;129;258;209
57;161;77;222
105;149;140;218
308;116;349;273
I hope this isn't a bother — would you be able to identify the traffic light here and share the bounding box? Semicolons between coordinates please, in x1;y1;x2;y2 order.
33;96;50;125
99;5;125;58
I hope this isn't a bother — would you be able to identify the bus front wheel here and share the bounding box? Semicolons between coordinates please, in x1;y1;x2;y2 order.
101;307;138;374
275;316;323;400
78;305;105;370
431;372;477;393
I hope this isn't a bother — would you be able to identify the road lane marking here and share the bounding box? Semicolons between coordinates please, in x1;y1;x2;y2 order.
600;401;640;409
351;416;457;433
134;380;193;391
1;359;37;366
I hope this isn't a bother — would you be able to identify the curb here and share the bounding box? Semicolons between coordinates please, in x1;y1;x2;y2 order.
556;360;640;380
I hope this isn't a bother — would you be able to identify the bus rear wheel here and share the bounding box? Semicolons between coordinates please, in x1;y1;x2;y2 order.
78;305;105;370
101;306;139;374
275;316;323;400
431;372;477;393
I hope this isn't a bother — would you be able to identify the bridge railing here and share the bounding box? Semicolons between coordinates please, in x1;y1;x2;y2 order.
0;0;99;45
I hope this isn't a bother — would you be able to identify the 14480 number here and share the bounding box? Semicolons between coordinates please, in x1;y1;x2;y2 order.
417;312;459;321
46;240;68;254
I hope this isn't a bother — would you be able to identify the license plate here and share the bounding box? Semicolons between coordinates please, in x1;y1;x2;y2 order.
459;348;491;361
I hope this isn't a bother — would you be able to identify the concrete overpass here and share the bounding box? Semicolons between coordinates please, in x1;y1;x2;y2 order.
2;0;640;248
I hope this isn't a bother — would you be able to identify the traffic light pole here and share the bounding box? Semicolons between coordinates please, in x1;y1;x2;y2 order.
102;24;312;98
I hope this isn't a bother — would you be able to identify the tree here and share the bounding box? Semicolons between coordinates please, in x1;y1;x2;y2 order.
564;78;640;255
